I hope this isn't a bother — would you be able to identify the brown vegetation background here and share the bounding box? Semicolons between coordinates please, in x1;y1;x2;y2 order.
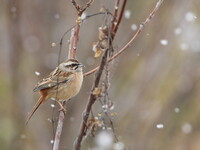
1;0;200;149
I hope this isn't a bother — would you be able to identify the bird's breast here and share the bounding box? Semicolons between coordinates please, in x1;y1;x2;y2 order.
51;72;83;101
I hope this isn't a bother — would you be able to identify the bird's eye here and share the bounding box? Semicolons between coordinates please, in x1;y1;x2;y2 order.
71;64;77;67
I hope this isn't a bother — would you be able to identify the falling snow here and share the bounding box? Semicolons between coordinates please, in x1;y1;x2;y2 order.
81;12;87;20
131;24;137;31
160;39;168;46
156;124;164;129
174;107;180;113
124;10;131;19
182;123;192;134
35;71;40;76
51;104;55;108
50;140;54;144
102;104;108;109
174;28;182;35
180;43;189;51
185;12;197;22
95;131;114;149
113;142;125;150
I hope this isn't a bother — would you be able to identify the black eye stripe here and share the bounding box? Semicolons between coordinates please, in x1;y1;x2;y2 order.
71;64;77;67
65;63;78;67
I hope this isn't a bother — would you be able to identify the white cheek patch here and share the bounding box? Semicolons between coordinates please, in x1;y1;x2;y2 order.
63;61;77;66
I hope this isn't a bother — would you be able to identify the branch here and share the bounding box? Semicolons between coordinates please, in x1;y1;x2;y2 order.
52;28;76;149
75;0;127;149
111;0;121;32
75;49;109;150
68;28;75;58
71;0;94;16
53;1;96;149
53;102;66;150
70;0;95;58
113;0;127;34
71;23;80;59
84;0;164;77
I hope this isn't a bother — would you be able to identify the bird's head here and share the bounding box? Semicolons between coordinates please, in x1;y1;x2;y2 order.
59;59;84;73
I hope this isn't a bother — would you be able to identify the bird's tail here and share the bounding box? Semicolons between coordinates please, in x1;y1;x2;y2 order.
26;96;44;125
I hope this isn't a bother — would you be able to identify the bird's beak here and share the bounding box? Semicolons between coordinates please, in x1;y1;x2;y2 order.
78;64;85;68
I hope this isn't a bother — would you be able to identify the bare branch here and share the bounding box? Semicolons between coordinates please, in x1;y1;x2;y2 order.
113;0;127;33
111;0;121;31
71;0;81;13
84;0;164;77
53;1;96;149
68;28;75;59
71;0;94;16
53;102;66;150
71;23;80;59
70;0;95;58
81;0;94;15
75;0;127;149
75;49;109;150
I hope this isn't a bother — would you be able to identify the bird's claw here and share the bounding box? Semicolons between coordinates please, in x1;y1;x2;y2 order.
58;107;67;114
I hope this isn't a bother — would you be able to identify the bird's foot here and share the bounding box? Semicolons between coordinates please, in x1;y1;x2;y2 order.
58;106;67;114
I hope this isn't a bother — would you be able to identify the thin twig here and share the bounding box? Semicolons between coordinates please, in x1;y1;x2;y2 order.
56;11;113;51
70;0;95;58
71;0;94;16
81;0;94;15
84;0;164;77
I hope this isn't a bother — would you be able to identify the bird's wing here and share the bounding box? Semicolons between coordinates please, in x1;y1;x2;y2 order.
33;67;74;92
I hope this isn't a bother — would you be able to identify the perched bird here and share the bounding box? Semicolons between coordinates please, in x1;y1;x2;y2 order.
26;59;84;124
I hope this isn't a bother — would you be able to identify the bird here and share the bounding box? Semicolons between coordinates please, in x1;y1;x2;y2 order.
26;59;84;124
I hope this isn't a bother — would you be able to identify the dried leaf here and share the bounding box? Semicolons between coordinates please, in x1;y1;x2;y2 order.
94;48;103;58
98;26;108;41
100;7;105;12
92;87;102;96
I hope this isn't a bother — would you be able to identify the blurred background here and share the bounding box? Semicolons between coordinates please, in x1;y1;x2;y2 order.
1;0;200;149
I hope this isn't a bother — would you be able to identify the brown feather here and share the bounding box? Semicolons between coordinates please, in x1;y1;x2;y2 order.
28;59;83;124
26;91;47;125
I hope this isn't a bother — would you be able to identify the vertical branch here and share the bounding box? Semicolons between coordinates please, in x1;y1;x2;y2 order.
75;0;127;149
75;0;163;149
53;102;66;150
68;28;75;59
111;0;120;32
53;1;95;149
113;0;127;34
53;22;76;150
70;0;94;59
71;22;80;59
75;49;109;150
52;27;76;150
